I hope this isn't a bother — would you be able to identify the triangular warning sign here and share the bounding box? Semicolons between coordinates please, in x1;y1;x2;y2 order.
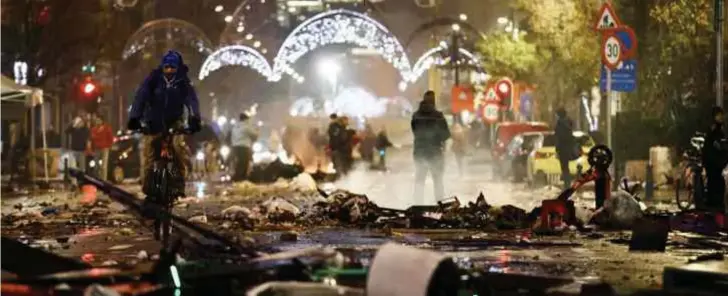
594;3;621;30
485;87;498;102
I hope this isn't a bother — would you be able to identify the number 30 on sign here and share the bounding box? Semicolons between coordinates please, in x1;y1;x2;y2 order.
602;34;622;70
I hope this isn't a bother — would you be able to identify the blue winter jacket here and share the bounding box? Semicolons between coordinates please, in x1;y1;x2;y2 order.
129;51;200;134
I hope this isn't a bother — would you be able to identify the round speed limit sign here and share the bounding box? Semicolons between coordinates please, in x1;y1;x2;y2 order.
483;103;499;123
602;35;622;69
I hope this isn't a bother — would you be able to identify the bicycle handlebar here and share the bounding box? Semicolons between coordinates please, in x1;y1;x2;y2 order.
130;122;192;135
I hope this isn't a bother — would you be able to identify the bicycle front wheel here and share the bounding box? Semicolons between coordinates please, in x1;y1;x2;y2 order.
675;179;695;211
159;169;172;246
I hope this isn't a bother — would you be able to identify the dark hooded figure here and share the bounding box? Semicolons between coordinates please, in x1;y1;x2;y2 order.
554;108;576;189
127;50;201;199
702;106;727;209
411;90;451;202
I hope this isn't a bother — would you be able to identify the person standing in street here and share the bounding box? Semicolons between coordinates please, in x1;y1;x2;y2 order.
359;123;377;165
702;106;727;210
66;114;90;172
327;113;346;175
554;108;576;189
90;115;114;180
375;128;393;170
411;90;451;203
230;113;258;181
340;116;357;174
450;122;468;175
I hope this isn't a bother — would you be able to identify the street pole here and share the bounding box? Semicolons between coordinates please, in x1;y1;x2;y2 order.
452;33;460;86
717;0;724;107
606;68;613;178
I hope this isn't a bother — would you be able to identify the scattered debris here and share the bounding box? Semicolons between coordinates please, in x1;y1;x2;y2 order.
688;252;724;263
108;244;134;251
189;215;208;224
137;250;149;260
279;231;299;242
592;190;644;229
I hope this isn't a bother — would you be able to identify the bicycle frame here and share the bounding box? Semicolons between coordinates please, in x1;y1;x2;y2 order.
146;129;188;245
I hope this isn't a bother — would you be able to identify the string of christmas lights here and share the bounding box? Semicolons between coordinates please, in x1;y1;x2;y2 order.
400;46;484;90
198;45;274;80
122;19;214;60
198;9;483;88
269;9;411;81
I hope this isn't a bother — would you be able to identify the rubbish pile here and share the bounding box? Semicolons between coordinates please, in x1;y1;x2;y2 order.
248;159;337;184
209;176;652;233
209;188;536;231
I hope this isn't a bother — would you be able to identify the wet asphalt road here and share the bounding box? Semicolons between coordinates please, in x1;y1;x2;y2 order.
2;150;727;294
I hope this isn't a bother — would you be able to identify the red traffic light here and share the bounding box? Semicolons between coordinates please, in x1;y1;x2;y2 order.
81;82;97;95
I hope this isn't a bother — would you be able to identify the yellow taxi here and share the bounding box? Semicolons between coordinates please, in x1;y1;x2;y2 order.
526;131;595;186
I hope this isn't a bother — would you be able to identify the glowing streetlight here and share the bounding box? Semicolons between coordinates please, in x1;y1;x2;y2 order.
245;34;253;40
214;5;223;12
236;26;244;33
398;81;407;92
318;58;341;93
253;41;261;48
459;14;467;21
217;116;228;127
262;48;268;54
224;15;233;23
451;23;461;32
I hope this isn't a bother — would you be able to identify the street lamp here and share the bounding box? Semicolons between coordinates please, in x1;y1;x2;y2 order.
318;58;341;94
459;14;468;21
451;23;461;32
217;116;228;128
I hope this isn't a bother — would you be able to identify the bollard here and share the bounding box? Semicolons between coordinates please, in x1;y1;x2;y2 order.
594;169;611;209
645;161;654;202
575;164;584;199
63;158;69;184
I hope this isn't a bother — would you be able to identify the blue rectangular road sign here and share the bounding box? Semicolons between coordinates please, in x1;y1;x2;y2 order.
600;59;637;92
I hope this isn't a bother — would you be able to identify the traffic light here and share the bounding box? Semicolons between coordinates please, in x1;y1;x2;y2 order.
81;81;97;95
77;77;100;102
82;64;96;74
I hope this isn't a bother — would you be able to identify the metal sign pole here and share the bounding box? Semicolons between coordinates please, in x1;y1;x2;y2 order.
606;68;614;178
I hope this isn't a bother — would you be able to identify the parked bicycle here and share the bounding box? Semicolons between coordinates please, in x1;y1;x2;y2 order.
675;132;705;210
134;124;190;246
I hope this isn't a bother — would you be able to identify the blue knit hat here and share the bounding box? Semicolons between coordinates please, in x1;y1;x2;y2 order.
161;50;182;68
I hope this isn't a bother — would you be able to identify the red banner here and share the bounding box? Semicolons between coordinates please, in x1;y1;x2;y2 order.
451;86;474;113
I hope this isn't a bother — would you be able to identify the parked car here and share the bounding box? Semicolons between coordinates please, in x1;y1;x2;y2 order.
527;131;595;186
492;122;550;160
506;131;546;182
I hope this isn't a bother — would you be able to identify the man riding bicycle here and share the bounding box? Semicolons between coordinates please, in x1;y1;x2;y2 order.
127;50;202;198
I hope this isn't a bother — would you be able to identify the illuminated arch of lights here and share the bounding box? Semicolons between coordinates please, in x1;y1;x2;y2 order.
122;18;215;60
400;46;485;90
200;9;411;83
270;9;412;81
198;9;485;89
198;45;274;80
